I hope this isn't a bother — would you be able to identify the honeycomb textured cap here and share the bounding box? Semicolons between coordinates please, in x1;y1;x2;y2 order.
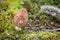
13;8;28;27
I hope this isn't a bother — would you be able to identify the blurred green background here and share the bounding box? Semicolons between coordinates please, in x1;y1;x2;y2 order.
0;0;60;40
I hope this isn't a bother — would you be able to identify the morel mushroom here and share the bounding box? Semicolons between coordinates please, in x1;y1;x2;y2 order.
13;8;28;27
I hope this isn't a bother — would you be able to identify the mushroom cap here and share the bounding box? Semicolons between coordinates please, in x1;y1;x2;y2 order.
13;8;28;27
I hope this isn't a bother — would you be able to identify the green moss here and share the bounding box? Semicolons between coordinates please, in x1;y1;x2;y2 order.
0;0;60;40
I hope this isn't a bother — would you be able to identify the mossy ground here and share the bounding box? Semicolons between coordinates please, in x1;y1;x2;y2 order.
0;0;60;40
